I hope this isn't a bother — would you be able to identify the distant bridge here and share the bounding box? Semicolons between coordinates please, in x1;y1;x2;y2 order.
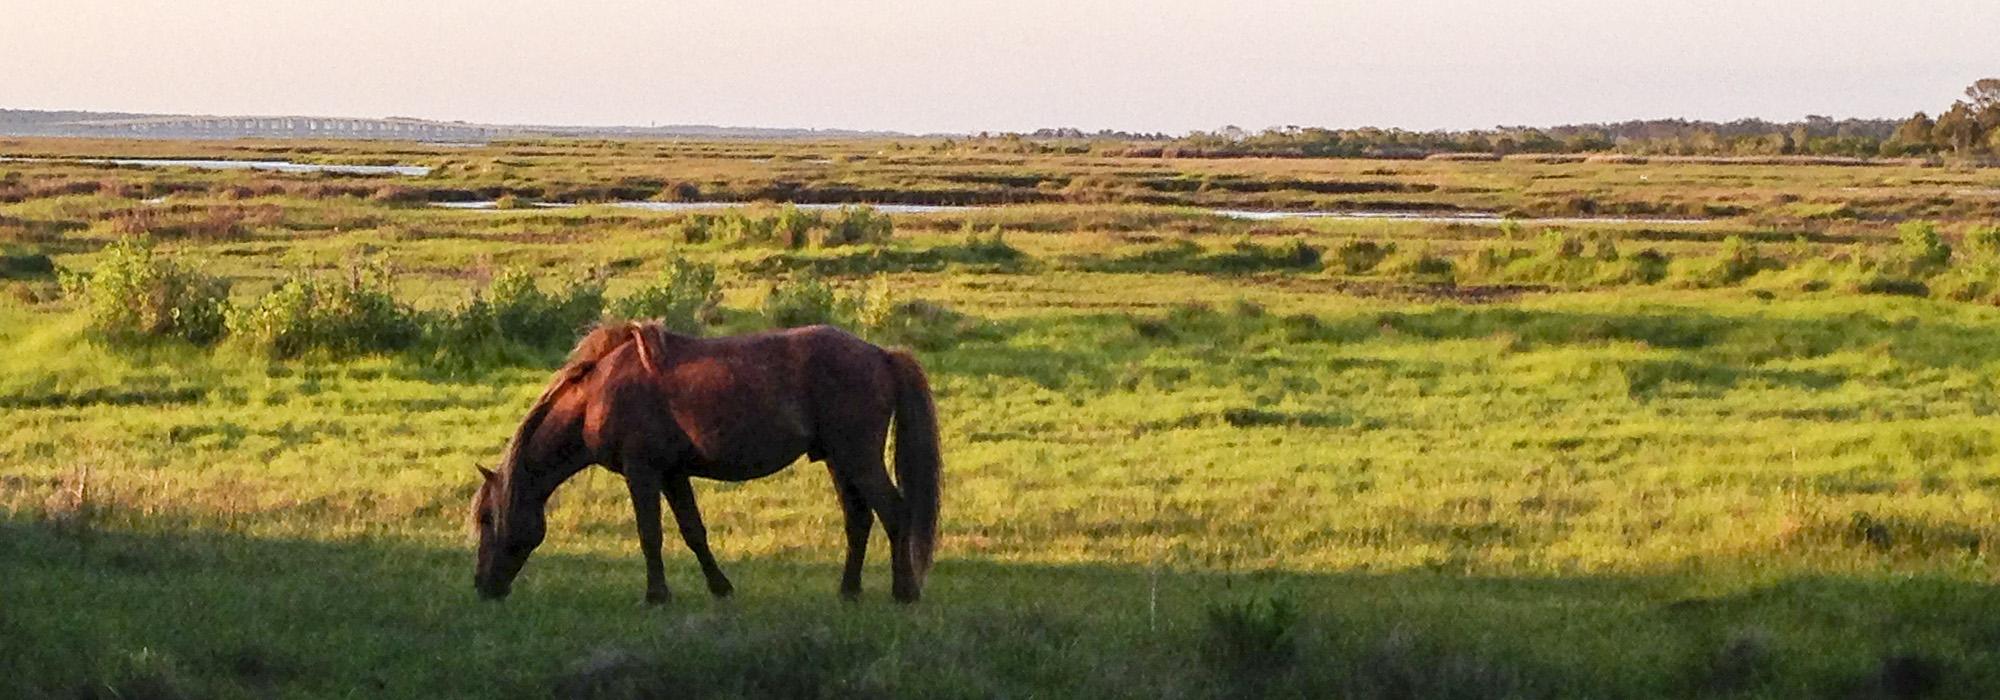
27;116;515;142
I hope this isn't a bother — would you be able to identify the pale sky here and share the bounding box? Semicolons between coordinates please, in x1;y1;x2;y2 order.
6;0;1996;134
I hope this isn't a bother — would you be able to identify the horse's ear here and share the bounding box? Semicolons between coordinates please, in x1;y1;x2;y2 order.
477;466;496;481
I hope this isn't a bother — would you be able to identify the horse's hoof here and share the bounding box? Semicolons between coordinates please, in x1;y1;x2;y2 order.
644;590;672;606
840;588;862;602
708;580;735;598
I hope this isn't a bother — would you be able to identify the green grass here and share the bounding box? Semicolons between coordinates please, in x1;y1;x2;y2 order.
5;141;2000;697
8;291;2000;697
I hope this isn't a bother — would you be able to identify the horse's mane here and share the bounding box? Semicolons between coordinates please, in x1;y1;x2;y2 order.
481;321;666;519
565;321;657;372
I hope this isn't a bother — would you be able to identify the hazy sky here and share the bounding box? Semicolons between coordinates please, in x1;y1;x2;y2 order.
7;1;1997;133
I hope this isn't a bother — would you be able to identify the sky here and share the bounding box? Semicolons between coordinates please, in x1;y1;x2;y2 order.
6;0;1997;134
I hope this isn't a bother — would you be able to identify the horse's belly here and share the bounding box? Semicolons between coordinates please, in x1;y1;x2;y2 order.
687;437;807;482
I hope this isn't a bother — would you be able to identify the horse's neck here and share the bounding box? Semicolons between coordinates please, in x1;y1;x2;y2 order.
507;452;590;504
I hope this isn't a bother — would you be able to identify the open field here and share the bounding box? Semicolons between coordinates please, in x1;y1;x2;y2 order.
4;140;2000;698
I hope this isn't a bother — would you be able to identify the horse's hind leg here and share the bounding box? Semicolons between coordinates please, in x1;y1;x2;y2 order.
622;465;672;605
661;475;733;598
829;451;918;603
827;466;871;600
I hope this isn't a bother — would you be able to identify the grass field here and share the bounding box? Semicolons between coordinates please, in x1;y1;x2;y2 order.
4;141;2000;698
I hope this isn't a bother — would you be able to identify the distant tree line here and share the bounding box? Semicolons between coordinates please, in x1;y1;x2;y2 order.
981;79;2000;160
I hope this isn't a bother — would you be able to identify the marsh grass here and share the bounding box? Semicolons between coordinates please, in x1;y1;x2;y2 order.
9;139;2000;698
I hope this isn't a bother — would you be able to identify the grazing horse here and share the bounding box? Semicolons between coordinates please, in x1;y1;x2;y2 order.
471;322;941;603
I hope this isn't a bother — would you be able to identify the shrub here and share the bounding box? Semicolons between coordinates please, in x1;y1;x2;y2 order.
609;258;723;334
1537;229;1585;259
1670;236;1773;288
713;210;779;245
1894;220;1951;274
60;239;229;344
666;216;714;244
818;206;893;247
1493;232;1599;285
1334;239;1392;274
773;205;821;249
1463;243;1524;277
852;275;897;333
960;222;1017;258
435;268;606;352
228;263;420;358
1962;225;2000;262
1380;244;1455;281
1596;248;1671;285
1205;238;1322;273
763;271;845;328
1591;232;1621;262
1930;265;2000;303
494;194;533;210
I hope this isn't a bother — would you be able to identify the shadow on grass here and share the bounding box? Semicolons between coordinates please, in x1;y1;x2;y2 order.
4;515;1998;699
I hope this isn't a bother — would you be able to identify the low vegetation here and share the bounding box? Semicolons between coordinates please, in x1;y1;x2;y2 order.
6;138;2000;698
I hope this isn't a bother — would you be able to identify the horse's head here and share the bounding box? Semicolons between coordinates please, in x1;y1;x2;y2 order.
469;322;653;601
471;464;546;600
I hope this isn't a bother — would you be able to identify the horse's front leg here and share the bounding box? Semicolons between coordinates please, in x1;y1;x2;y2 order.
663;475;733;598
623;465;671;604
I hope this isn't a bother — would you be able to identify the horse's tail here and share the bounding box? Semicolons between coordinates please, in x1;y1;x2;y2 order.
885;349;941;584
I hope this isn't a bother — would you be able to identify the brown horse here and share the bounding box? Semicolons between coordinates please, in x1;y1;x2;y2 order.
470;322;941;603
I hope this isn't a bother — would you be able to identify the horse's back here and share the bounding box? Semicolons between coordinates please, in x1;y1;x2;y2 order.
651;325;894;477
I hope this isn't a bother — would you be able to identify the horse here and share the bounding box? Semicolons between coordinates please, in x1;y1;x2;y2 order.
470;321;941;604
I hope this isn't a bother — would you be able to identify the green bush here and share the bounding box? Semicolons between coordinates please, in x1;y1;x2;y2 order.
1537;229;1586;259
715;210;779;245
1962;225;2000;262
60;239;229;344
818;206;893;247
1380;244;1455;281
1591;232;1622;262
666;216;713;245
1494;233;1600;285
228;263;420;358
960;222;1019;259
1670;236;1773;288
1205;238;1322;273
1894;220;1951;274
434;268;605;352
1596;248;1671;285
1334;239;1391;274
1463;243;1525;277
610;258;722;334
773;205;821;249
763;271;845;328
852;275;897;333
669;206;880;249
